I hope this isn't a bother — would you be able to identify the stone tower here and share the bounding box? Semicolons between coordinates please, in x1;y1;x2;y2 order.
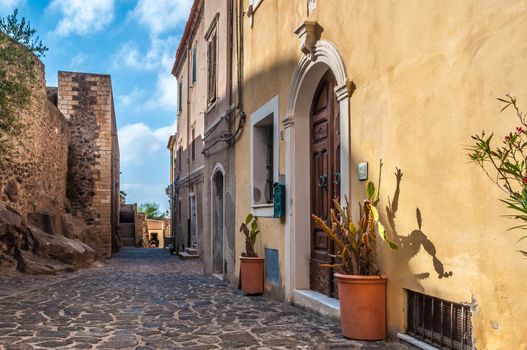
57;72;120;258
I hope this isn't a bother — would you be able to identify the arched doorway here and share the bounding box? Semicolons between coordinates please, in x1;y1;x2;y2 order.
212;168;225;275
310;71;340;298
283;39;351;311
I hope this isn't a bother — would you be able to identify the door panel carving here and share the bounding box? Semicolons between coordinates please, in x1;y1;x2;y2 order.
310;71;340;298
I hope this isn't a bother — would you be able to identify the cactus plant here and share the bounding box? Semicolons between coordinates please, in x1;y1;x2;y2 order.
240;213;259;257
311;160;398;275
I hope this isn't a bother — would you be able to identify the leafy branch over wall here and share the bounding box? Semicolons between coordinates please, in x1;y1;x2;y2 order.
467;94;527;256
0;9;48;154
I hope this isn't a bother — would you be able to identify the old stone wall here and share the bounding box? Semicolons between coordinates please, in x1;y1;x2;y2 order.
57;72;120;258
136;211;148;248
0;54;69;219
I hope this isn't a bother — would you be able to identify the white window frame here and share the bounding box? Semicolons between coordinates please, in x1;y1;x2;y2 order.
250;95;279;217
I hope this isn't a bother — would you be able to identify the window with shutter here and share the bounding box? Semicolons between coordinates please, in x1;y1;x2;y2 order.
192;46;197;84
207;30;217;106
191;128;196;161
178;80;182;113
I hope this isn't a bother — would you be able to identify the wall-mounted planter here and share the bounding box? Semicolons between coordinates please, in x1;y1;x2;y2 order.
239;256;264;294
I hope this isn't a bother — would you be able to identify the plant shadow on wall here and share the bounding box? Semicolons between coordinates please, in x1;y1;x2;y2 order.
385;168;453;281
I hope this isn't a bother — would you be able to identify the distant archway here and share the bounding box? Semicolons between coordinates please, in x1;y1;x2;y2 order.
211;164;225;275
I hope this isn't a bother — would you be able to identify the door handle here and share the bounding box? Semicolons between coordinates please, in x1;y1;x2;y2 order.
334;172;340;185
318;175;328;188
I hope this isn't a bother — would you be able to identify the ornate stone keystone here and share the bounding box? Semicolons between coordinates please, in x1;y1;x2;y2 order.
294;21;323;60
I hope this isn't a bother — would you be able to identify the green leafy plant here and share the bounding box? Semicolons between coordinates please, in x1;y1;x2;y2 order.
467;94;527;256
138;202;166;220
0;9;48;154
240;213;259;257
0;9;48;57
311;160;398;275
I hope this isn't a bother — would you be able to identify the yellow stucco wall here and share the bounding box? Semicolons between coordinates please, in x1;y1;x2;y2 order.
235;1;527;348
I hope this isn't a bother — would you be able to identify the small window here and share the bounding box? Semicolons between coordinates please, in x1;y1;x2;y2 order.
178;80;182;113
207;31;217;105
191;46;197;84
250;96;279;217
407;290;473;350
177;147;182;171
191;128;196;161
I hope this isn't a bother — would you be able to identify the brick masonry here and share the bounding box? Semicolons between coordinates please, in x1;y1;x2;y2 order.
57;71;120;258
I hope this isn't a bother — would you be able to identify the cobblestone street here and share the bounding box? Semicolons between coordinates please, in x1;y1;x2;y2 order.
0;248;413;350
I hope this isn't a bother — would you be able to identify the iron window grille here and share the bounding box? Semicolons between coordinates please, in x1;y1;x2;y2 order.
407;290;473;350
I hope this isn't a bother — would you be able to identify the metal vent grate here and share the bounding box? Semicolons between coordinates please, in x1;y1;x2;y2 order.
407;290;472;349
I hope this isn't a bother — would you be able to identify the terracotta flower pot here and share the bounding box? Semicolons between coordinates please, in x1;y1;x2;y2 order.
334;273;387;340
239;256;264;294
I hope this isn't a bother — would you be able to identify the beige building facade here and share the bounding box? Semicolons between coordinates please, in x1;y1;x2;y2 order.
233;1;527;349
170;0;241;275
170;0;206;258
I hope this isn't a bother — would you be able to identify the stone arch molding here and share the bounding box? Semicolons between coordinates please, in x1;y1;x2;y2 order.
285;39;351;122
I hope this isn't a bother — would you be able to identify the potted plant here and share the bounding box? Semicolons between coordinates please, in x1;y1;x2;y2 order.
311;160;398;340
239;213;264;294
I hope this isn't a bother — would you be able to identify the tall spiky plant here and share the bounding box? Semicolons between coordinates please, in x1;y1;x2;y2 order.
311;160;398;275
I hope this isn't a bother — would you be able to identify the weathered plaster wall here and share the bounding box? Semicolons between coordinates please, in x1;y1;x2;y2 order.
173;3;206;258
58;72;120;258
201;0;238;284
0;56;69;219
237;0;527;348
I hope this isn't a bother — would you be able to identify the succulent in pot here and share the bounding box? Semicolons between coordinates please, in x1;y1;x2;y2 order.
311;160;398;340
239;213;264;294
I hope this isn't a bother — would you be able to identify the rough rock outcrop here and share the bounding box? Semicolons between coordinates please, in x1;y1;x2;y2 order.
61;213;102;255
29;226;97;268
16;249;74;275
0;204;99;275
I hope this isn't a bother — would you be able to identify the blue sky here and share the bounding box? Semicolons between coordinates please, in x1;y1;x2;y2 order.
0;0;192;213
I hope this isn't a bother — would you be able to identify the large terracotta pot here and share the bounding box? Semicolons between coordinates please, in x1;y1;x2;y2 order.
239;256;264;294
334;273;387;340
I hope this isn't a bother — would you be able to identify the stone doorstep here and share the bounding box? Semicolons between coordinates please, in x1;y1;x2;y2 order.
185;247;198;254
178;252;199;259
293;289;340;320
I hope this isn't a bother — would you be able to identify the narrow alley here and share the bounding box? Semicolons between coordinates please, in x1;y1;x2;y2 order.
0;249;412;350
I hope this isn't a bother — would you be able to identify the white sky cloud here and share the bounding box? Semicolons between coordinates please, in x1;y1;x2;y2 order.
112;36;177;72
69;53;86;68
130;0;192;37
49;0;114;37
0;0;24;13
147;72;178;111
118;87;146;107
118;121;177;164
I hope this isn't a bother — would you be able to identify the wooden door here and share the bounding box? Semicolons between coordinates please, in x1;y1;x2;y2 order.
310;71;340;298
190;195;197;248
212;171;224;274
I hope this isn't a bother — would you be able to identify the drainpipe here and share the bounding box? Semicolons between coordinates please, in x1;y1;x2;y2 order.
186;41;192;252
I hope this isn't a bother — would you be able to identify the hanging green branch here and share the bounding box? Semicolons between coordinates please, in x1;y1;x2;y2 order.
0;9;48;154
467;94;527;256
0;9;48;57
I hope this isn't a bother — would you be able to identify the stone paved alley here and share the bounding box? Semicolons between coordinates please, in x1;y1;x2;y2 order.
0;248;415;350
